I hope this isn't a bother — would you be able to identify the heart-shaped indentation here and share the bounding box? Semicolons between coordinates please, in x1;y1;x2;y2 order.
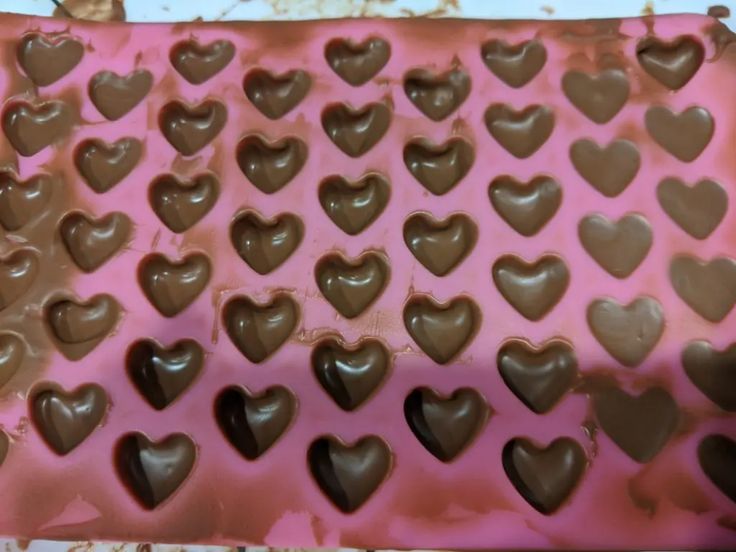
138;253;211;317
126;338;204;410
481;39;547;88
244;68;311;120
636;35;704;90
149;173;219;233
403;294;480;365
319;173;390;235
30;383;108;455
236;134;307;194
170;39;235;84
0;333;24;388
315;251;389;319
657;178;727;239
404;68;471;121
645;106;713;162
0;171;52;231
670;255;736;322
503;437;586;514
587;296;664;367
698;434;736;503
223;293;299;363
492;254;569;321
230;210;303;274
75;137;142;194
683;341;736;411
2;100;72;157
489;175;561;236
562;68;629;124
89;69;153;121
403;212;477;276
0;249;39;311
404;387;488;462
159;100;227;156
485;104;554;158
215;385;296;459
570;138;640;197
578;213;652;278
593;386;679;463
60;211;131;272
308;435;391;513
312;336;390;411
322;102;390;157
325;37;391;86
115;432;196;509
46;294;120;360
498;339;578;414
403;137;474;195
17;33;83;86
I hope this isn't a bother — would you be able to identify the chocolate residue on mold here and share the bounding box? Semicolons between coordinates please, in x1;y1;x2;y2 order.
53;0;126;22
708;5;731;18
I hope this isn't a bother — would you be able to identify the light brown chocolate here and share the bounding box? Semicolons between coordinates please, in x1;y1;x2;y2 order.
46;294;120;360
0;333;23;388
17;33;83;87
481;39;547;88
489;175;561;236
137;253;211;317
170;39;235;85
484;104;554;158
2;100;73;157
89;69;153;121
636;35;704;90
230;210;303;275
318;173;390;235
74;137;142;194
0;172;52;231
403;67;471;121
236;134;307;194
59;211;131;272
244;69;311;120
645;106;713;162
159;100;227;156
657;177;727;239
322;102;391;157
149;173;219;233
670;255;736;322
325;37;391;86
570;138;640;197
562;68;629;124
403;137;474;195
403;212;477;276
0;249;39;311
578;213;652;278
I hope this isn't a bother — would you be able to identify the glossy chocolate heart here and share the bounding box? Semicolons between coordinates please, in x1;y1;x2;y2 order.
570;138;640;197
0;171;52;231
170;39;235;84
481;39;547;88
325;37;391;85
403;137;474;195
60;211;131;272
683;341;736;411
0;333;24;388
138;253;211;317
657;178;727;239
404;67;471;121
17;32;83;86
89;69;153;120
670;255;736;322
562;68;629;124
636;35;704;90
315;251;389;318
244;68;311;119
484;104;554;158
230;210;303;275
322;102;390;157
236;134;307;194
578;213;652;278
403;212;477;276
0;249;39;311
645;106;713;162
2;100;72;157
319;173;390;235
74;137;142;194
149;173;219;233
159;100;227;155
698;434;736;503
489;175;561;237
46;294;120;360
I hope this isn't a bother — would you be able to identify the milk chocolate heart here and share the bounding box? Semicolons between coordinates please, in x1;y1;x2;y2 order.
484;104;554;158
562;68;629;124
149;173;219;233
0;333;23;388
0;432;8;465
325;37;391;85
47;294;120;359
30;383;108;455
587;297;664;367
319;173;390;235
489;175;561;236
230;210;303;275
404;387;488;462
215;385;296;459
2;100;72;157
60;211;131;272
322;102;390;157
0;171;52;231
244;68;311;119
578;213;652;278
657;178;727;239
636;35;704;90
570;139;640;197
646;106;713;162
403;212;477;276
89;69;153;121
683;341;736;411
138;253;211;317
308;435;391;513
0;249;39;311
159;100;227;155
670;255;736;322
75;137;142;193
698;434;736;503
312;337;390;411
404;67;471;121
170;39;235;84
481;39;547;88
236;134;307;194
223;293;299;363
17;32;83;86
403;137;474;195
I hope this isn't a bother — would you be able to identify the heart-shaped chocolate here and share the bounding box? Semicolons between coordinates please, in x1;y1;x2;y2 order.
60;211;131;272
645;106;713;162
88;69;153;121
0;432;8;465
30;383;108;455
593;386;679;463
403;294;480;364
115;432;196;509
570;138;640;197
149;173;219;233
138;253;211;317
683;341;736;411
403;212;477;276
126;338;204;410
587;297;664;367
2;100;72;157
498;339;578;414
0;171;52;231
308;435;391;513
236;134;307;194
484;104;554;158
159;100;227;155
403;137;474;195
562;68;629;124
215;385;296;459
698;434;736;503
481;39;547;88
46;294;120;360
404;387;488;462
315;251;389;319
74;137;142;193
312;336;390;411
670;255;736;322
319;173;390;235
636;35;704;90
489;175;561;236
404;67;471;121
322;102;390;157
503;437;586;514
17;32;83;86
325;37;391;86
244;68;311;120
657;178;727;239
0;249;39;311
223;293;299;363
578;213;652;278
0;333;24;388
230;210;303;274
492;254;569;321
170;39;235;84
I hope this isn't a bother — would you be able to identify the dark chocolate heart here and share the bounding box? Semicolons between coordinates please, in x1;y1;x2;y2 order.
60;211;131;272
0;249;39;311
484;104;554;158
698;434;736;503
404;67;471;121
159;100;227;156
149;173;219;233
244;68;311;119
578;213;652;278
230;210;303;275
0;171;52;231
636;35;704;90
17;32;83;86
2;100;72;157
570;138;640;197
74;137;142;193
657;178;727;239
319;173;390;235
0;333;24;388
489;175;561;236
403;137;474;195
481;39;547;88
403;212;477;276
89;69;153;121
236;134;307;194
325;37;391;86
322;102;390;157
562;68;629;124
46;294;120;360
646;106;713;162
138;253;211;317
670;255;736;322
683;341;736;411
170;39;235;84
